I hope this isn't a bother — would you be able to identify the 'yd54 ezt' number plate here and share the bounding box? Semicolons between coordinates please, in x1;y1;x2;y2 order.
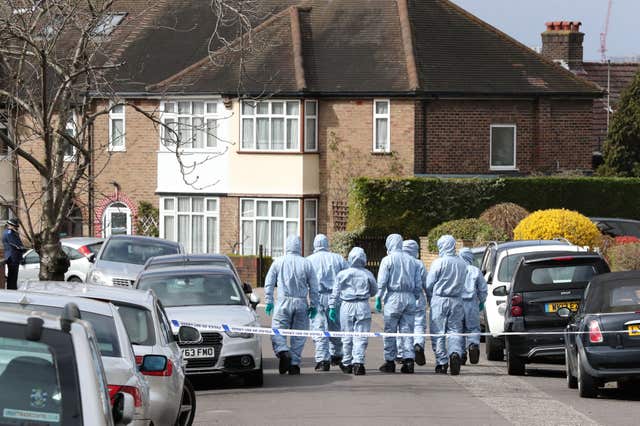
628;325;640;337
545;301;580;313
182;347;215;359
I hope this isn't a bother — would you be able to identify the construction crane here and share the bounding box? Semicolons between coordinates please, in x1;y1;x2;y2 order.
600;0;613;62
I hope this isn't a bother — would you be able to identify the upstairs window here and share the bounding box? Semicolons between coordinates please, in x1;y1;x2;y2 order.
490;125;517;170
241;100;300;151
304;100;318;151
373;99;390;152
161;101;220;150
92;13;126;36
0;122;8;157
109;104;125;151
63;114;77;162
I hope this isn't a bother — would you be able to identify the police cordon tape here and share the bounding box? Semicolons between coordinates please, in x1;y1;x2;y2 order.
171;320;635;338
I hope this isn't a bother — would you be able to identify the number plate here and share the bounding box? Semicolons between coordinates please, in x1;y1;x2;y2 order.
545;301;580;313
181;347;215;359
628;325;640;337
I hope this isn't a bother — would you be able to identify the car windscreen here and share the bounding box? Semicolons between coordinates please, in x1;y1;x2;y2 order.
101;239;179;265
585;282;640;313
0;322;82;425
137;274;244;307
113;303;155;346
0;303;120;357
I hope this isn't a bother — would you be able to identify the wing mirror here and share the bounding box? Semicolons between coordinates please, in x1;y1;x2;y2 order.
178;325;202;344
493;285;508;297
87;253;96;263
249;293;260;310
112;392;134;425
556;307;573;319
139;355;168;374
242;282;253;294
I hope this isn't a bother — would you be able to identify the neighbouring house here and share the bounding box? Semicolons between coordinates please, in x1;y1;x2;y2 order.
0;117;15;226
539;20;640;164
15;0;606;257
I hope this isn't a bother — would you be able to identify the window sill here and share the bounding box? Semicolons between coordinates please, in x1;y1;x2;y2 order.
237;150;317;155
371;151;393;156
489;167;519;172
108;148;127;153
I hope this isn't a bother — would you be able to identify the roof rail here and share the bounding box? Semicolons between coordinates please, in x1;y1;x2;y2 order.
26;317;44;341
552;237;572;245
60;302;81;332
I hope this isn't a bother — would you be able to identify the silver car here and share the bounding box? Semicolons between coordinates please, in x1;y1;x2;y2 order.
17;237;104;283
23;281;196;426
0;306;135;425
136;266;263;386
0;289;153;425
87;236;184;288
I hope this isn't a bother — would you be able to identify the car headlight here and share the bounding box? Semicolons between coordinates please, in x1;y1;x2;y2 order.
225;322;257;339
88;270;109;285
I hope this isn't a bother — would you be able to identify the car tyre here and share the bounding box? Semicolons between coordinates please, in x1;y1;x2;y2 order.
565;349;578;389
577;352;598;398
486;335;504;361
175;378;196;426
244;357;264;387
68;276;83;283
506;347;525;376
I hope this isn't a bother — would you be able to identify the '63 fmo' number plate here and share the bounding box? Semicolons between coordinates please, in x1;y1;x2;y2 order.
181;347;215;359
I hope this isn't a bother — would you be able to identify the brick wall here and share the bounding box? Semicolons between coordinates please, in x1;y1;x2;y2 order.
229;256;259;287
219;196;240;254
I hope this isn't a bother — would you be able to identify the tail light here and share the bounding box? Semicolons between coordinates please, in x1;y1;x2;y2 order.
510;293;523;317
107;385;142;407
77;245;92;257
588;320;603;344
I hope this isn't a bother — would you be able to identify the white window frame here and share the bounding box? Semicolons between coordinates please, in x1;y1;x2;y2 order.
373;99;391;153
240;100;301;152
108;103;126;152
63;113;77;162
160;100;222;151
102;202;131;238
0;120;9;159
240;198;303;256
160;196;220;254
304;100;318;152
303;199;318;255
489;124;517;171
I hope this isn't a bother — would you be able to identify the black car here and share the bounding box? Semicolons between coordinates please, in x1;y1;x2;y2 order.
565;271;640;398
500;251;610;376
590;217;640;239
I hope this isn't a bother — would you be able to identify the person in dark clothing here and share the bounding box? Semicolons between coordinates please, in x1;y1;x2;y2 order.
2;218;26;290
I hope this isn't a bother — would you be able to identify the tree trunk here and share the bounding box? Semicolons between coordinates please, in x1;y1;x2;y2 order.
38;238;70;282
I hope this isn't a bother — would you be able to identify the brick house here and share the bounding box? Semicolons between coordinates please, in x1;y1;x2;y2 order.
15;0;606;256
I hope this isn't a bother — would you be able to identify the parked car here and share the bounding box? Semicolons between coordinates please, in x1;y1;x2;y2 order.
0;305;134;425
480;240;581;360
499;251;610;376
471;246;486;268
590;217;640;239
0;289;153;425
17;237;104;283
87;236;184;288
565;271;640;398
135;266;263;386
21;282;197;425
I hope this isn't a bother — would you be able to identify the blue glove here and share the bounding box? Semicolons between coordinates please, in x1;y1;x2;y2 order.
265;303;273;316
308;306;317;319
375;297;382;313
479;302;485;311
328;308;337;322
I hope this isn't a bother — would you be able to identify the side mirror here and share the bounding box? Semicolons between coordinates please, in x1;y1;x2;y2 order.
497;303;507;316
112;392;134;425
249;293;260;310
87;253;96;263
557;307;573;319
20;258;26;265
242;282;253;294
178;325;202;344
486;272;493;283
493;285;508;297
139;354;168;374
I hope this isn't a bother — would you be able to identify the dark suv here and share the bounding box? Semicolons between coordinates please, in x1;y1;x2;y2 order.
500;251;610;376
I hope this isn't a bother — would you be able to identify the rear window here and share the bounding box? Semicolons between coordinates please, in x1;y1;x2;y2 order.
514;257;608;291
607;285;640;312
113;304;155;346
101;239;179;265
0;304;121;357
0;323;82;425
147;259;231;271
530;265;597;285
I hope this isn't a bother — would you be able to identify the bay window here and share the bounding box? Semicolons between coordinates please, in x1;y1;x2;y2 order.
161;196;219;253
241;100;300;151
161;101;220;149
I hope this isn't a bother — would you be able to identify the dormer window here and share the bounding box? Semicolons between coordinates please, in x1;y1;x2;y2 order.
92;13;126;36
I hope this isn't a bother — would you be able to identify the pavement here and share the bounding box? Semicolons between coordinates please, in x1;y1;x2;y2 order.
191;289;640;425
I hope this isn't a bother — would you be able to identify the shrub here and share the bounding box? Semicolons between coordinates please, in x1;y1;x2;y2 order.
426;218;507;252
479;202;529;239
607;243;640;271
513;209;602;248
331;231;361;258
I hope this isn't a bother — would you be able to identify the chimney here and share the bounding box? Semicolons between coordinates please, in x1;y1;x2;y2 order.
541;21;584;73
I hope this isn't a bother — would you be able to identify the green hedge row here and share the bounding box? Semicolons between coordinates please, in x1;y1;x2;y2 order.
347;177;640;238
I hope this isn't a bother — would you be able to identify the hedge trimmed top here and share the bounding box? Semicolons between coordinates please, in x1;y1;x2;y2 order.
347;177;640;238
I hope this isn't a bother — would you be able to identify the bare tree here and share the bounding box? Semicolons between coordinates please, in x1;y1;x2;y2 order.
0;0;261;279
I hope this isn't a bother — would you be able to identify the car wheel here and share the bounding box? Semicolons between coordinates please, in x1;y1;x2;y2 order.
486;335;504;361
175;378;196;426
243;367;264;387
506;345;525;376
68;276;82;283
577;352;598;398
565;348;578;389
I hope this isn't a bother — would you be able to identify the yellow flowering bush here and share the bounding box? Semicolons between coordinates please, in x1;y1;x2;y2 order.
513;209;602;248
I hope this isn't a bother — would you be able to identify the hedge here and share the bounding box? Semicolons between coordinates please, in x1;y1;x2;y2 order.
347;177;640;238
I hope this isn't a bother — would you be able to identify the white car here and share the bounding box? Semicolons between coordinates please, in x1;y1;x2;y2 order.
481;240;586;361
1;289;153;425
18;237;103;283
0;306;134;425
136;266;263;386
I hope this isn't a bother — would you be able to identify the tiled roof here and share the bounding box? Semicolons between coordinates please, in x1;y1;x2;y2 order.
110;0;602;97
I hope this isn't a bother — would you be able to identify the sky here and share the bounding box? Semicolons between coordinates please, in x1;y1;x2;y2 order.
450;0;640;61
